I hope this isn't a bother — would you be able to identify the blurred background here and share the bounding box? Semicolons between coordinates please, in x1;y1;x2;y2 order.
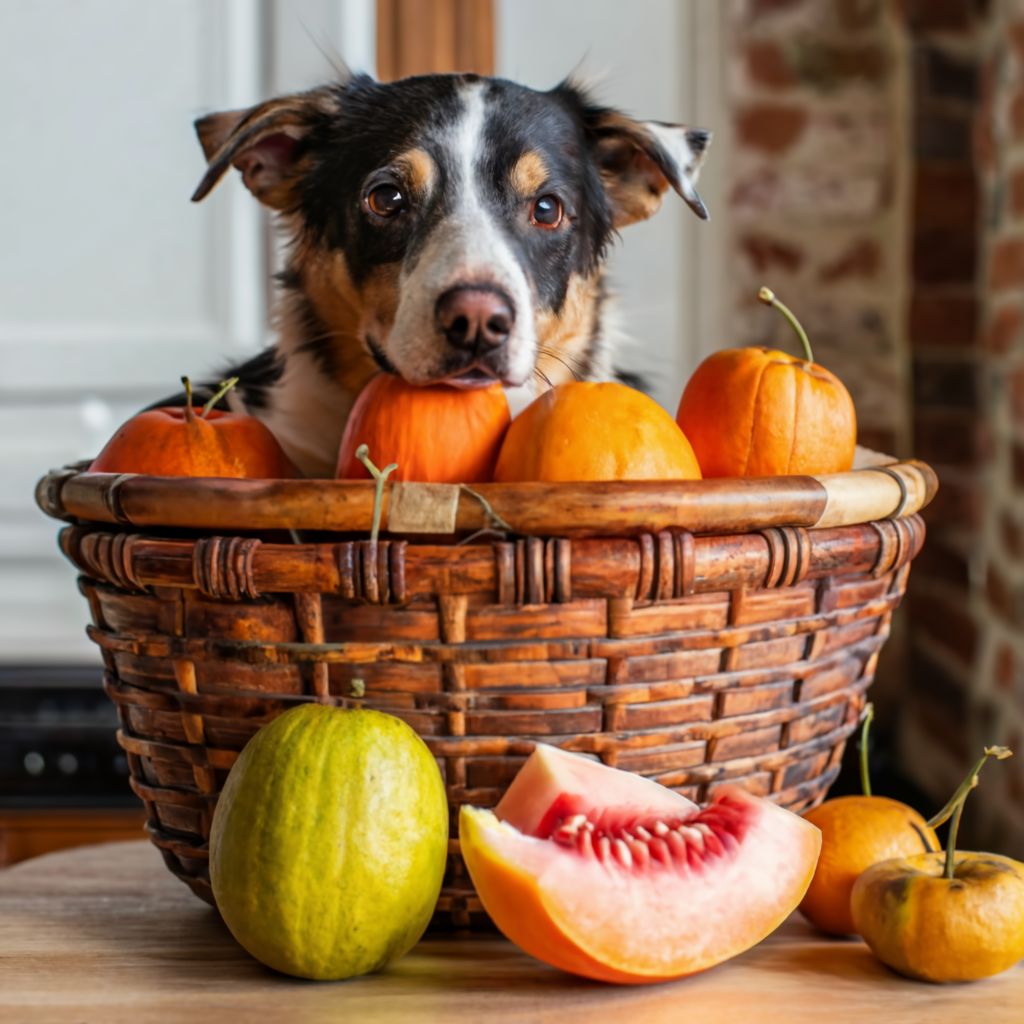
1;0;1020;863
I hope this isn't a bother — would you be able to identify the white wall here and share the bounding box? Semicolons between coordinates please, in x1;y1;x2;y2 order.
496;0;728;411
0;0;372;663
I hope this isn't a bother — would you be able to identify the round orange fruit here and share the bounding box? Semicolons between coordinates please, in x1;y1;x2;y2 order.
799;795;939;936
493;382;702;483
336;375;511;483
676;288;856;478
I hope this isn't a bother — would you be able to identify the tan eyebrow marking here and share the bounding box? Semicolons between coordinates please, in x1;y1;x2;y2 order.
510;150;549;196
394;147;437;196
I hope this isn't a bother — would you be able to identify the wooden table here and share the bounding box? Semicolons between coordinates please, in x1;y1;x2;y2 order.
2;842;1021;1024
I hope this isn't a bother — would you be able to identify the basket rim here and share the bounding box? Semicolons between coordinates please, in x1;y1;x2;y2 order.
36;447;937;538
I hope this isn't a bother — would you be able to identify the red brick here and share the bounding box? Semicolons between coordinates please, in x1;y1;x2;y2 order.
1012;92;1024;142
995;643;1015;692
913;538;970;589
1014;443;1024;488
745;41;797;89
838;0;882;30
909;591;978;663
1010;168;1024;219
913;227;977;284
912;357;979;410
975;58;995;171
1001;510;1024;559
987;561;1014;623
924;476;982;530
1009;21;1024;59
856;427;897;454
819;239;881;283
909;293;978;348
989;236;1024;290
913;411;990;465
740;233;804;273
1011;366;1024;423
913;165;978;229
734;104;809;154
899;0;975;31
986;303;1022;353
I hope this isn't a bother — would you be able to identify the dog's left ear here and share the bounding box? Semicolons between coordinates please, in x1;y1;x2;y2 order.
581;106;711;228
191;85;342;208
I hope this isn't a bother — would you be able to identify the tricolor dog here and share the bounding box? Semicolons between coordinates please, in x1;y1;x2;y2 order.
189;69;711;476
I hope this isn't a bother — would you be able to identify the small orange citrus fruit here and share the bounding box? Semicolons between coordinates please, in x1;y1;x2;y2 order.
494;381;702;482
799;795;939;936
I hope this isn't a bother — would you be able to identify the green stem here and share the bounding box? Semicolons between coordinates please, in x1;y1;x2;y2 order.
201;377;239;419
355;444;398;544
925;745;1012;880
758;287;814;364
859;703;874;797
181;376;196;424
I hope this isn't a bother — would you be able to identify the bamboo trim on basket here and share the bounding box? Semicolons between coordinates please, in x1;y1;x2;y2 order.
36;455;937;537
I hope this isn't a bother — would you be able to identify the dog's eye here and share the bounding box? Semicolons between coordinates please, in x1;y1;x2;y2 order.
366;183;407;218
530;195;563;229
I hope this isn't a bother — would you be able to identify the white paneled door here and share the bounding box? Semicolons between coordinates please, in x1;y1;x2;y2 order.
0;0;373;662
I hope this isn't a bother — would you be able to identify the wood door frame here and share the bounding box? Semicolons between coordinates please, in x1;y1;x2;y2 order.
377;0;493;80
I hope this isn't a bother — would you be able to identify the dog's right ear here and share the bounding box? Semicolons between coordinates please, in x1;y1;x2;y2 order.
191;86;341;208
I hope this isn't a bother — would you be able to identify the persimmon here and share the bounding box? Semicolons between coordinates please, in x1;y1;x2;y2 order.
336;375;511;483
852;746;1024;982
493;381;701;483
676;288;856;477
799;706;939;936
90;378;296;478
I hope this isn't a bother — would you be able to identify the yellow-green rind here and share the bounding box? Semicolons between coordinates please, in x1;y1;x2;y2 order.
851;851;1024;983
209;704;448;980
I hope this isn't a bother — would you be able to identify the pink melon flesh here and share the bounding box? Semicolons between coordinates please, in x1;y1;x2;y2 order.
460;744;821;983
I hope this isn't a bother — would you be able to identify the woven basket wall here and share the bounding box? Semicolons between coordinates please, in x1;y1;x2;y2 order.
37;458;934;929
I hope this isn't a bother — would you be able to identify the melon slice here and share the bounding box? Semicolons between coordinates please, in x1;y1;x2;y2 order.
460;745;821;984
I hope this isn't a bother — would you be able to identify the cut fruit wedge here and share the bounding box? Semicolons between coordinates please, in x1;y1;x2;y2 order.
460;745;821;984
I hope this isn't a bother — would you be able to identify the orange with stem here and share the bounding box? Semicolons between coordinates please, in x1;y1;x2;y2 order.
851;746;1024;982
90;377;296;478
676;288;857;477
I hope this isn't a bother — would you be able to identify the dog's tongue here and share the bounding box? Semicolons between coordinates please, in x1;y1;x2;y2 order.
445;368;498;389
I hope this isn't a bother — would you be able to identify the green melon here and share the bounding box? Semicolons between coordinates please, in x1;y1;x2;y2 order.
209;703;448;980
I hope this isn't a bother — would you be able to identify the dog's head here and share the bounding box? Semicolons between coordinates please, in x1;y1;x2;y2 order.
193;72;710;391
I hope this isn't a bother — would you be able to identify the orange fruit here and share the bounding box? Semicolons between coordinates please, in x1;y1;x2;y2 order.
675;288;856;478
336;375;511;483
91;377;296;479
850;747;1023;983
493;381;702;482
799;795;939;936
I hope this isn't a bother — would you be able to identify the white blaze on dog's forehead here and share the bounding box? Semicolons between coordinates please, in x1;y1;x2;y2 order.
384;81;537;387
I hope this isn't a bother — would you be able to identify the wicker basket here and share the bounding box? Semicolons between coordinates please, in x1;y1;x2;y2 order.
36;450;936;928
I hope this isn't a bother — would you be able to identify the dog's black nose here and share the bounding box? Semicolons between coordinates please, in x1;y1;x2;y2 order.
436;287;514;351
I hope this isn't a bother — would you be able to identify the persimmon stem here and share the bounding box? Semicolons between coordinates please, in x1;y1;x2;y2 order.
355;444;398;544
201;377;239;419
758;287;814;364
859;703;874;797
181;376;196;424
925;745;1012;880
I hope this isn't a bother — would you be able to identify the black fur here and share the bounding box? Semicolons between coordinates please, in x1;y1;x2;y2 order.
280;74;616;317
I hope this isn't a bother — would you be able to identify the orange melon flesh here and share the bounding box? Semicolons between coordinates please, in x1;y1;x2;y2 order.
460;745;821;984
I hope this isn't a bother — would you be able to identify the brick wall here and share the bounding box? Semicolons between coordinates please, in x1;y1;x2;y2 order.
726;0;911;458
727;0;1024;847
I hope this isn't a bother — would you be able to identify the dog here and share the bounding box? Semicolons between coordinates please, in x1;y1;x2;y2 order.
188;69;711;477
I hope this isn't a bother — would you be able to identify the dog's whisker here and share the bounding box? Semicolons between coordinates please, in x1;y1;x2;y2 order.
532;366;555;390
537;346;585;383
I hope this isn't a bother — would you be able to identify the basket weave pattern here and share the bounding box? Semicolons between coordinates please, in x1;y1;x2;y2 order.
54;510;924;928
